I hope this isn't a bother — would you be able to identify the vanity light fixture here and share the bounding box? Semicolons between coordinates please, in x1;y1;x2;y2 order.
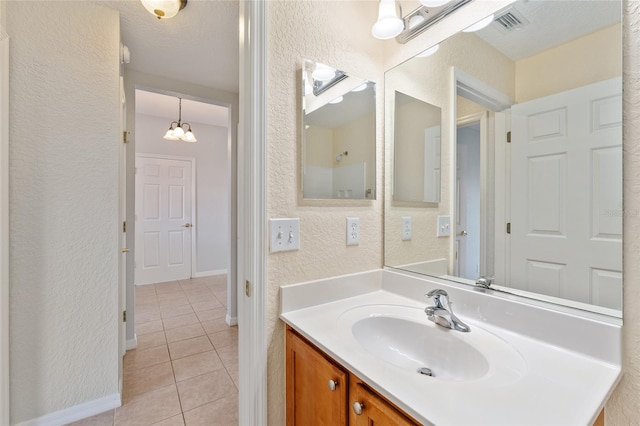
312;64;336;82
462;14;495;32
163;98;197;142
373;0;471;44
140;0;187;19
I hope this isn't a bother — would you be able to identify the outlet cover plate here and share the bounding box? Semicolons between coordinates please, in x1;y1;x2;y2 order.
402;216;412;241
346;217;360;246
269;218;300;253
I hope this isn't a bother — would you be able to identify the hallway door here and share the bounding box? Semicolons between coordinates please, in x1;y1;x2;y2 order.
135;155;194;285
509;78;622;308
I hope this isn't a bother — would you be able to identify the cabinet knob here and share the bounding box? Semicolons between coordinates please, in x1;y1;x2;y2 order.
327;379;338;391
352;401;365;416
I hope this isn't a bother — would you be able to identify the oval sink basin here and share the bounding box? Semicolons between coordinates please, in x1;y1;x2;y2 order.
352;316;489;381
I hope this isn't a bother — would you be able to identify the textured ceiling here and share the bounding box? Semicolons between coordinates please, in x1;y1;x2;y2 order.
101;0;239;93
476;0;620;61
135;90;229;127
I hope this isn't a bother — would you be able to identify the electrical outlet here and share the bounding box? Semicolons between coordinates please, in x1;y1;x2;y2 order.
437;215;451;237
402;216;412;241
269;218;300;253
346;217;360;246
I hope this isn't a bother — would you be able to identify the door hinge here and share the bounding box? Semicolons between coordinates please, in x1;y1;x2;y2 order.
122;221;126;233
506;222;511;234
123;310;127;322
123;131;128;144
245;280;251;297
507;131;511;143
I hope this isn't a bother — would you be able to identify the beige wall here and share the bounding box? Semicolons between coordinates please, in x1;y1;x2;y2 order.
305;126;333;168
4;2;121;423
266;1;384;424
385;32;514;268
333;111;376;192
516;23;622;103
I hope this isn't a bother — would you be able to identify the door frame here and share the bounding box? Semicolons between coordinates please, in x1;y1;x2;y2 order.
134;153;197;285
0;29;10;426
450;67;513;279
238;0;268;424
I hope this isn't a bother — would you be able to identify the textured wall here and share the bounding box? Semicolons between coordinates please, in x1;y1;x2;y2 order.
266;1;384;424
5;2;120;423
605;2;640;423
135;113;230;275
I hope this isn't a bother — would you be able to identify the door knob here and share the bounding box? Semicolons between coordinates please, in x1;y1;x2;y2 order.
459;230;468;236
181;223;192;228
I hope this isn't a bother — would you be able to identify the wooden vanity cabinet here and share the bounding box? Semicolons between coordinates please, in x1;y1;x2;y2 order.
286;326;419;426
286;327;348;425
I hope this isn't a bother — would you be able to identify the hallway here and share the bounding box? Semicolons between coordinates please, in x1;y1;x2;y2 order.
69;276;238;426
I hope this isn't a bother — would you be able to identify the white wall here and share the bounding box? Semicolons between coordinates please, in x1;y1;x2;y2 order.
135;112;229;275
4;1;120;423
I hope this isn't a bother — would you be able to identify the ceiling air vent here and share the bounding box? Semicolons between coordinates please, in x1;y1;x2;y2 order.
494;8;530;32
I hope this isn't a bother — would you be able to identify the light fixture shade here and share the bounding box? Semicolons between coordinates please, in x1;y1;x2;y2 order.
352;83;368;92
140;0;186;19
183;131;197;142
163;129;178;140
372;0;404;40
173;125;185;138
462;14;495;32
419;0;453;8
329;96;344;104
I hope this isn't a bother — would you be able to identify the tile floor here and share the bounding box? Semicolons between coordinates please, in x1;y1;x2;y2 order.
69;275;238;426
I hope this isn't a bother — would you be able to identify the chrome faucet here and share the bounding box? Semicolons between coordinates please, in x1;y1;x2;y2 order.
424;289;470;332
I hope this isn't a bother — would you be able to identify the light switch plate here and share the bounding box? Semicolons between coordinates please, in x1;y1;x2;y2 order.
402;216;412;241
437;215;451;237
269;218;300;252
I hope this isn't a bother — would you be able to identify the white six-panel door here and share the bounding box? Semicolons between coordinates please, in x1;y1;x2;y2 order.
510;78;622;309
135;155;193;285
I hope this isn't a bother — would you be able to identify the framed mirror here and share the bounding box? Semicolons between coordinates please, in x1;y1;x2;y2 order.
393;91;442;204
301;59;376;200
385;0;622;316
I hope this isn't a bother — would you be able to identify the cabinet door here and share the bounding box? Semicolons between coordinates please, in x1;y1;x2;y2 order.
349;380;418;426
286;328;348;426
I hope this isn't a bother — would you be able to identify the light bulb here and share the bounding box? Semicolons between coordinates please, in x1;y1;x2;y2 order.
329;96;344;104
173;125;185;138
183;131;197;142
462;14;495;33
352;83;368;92
419;0;453;8
372;0;404;40
416;44;440;58
312;64;336;82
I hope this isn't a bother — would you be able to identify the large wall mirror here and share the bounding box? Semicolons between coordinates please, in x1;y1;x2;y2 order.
301;60;376;200
385;0;622;317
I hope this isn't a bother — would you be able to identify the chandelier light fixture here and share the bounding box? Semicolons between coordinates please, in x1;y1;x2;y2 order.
163;98;197;142
140;0;187;20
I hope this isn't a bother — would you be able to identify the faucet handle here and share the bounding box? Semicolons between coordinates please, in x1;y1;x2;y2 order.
426;288;448;298
425;289;449;308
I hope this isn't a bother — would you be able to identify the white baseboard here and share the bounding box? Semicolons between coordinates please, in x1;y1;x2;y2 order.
193;269;227;278
226;314;237;326
15;393;121;426
126;334;137;350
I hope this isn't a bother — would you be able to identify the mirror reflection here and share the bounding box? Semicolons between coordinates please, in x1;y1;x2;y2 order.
302;60;376;200
393;91;441;204
385;0;622;315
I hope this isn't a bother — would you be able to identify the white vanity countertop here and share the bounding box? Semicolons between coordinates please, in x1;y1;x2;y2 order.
280;269;622;426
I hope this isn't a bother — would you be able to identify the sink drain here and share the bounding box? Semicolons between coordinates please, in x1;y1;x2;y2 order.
418;367;434;377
